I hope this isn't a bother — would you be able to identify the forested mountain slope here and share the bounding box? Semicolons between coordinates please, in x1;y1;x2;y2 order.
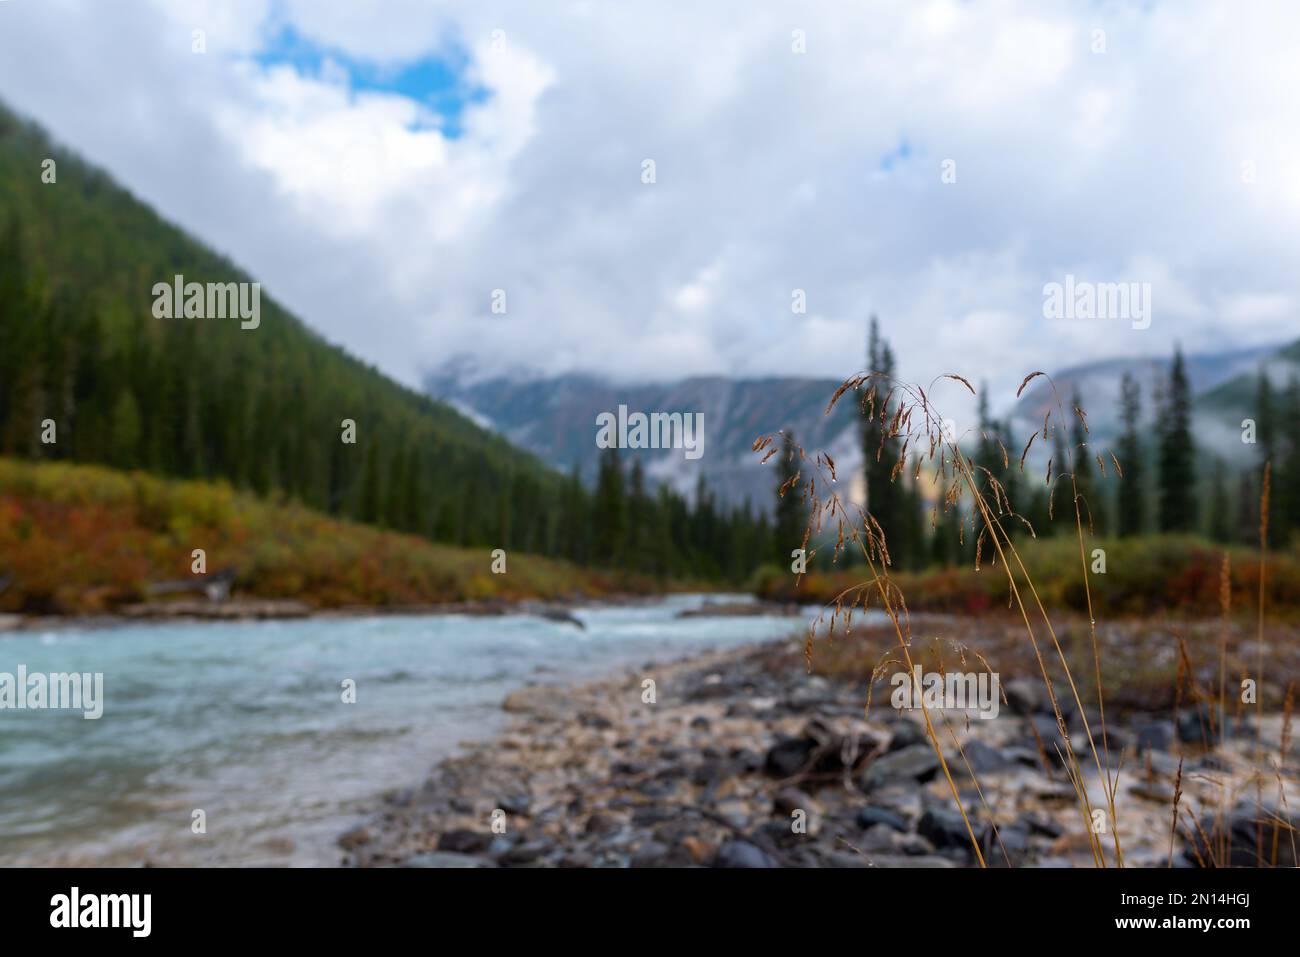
0;101;563;551
0;103;771;583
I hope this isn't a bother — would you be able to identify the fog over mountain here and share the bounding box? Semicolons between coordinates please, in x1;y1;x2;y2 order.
430;336;1298;511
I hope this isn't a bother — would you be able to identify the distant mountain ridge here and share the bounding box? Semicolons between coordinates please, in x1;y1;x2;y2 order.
1009;344;1288;459
426;364;865;512
430;337;1298;512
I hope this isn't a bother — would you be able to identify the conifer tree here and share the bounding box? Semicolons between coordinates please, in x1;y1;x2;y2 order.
1255;369;1279;536
1157;346;1197;532
1068;388;1098;533
1116;372;1144;536
1048;427;1069;536
1283;376;1300;544
625;458;650;574
774;431;808;567
593;446;627;565
863;317;903;563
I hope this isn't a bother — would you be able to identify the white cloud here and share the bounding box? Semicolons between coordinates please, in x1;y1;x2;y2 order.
1;0;1298;416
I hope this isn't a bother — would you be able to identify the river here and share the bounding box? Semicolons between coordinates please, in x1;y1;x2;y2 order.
0;595;803;866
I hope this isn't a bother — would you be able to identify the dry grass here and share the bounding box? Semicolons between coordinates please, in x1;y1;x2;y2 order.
0;457;637;613
754;368;1295;867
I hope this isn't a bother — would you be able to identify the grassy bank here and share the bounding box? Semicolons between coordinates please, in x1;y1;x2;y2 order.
752;534;1300;618
0;457;637;615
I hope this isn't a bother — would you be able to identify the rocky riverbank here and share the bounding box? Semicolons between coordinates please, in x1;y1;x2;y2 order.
343;634;1298;868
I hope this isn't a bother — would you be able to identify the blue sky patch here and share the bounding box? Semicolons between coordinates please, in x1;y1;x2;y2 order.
252;23;489;137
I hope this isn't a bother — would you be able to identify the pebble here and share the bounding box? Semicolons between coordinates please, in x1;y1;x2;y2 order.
339;640;1295;870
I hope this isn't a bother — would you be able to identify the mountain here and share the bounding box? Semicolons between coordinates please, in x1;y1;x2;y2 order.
0;101;563;550
431;337;1297;515
0;102;775;583
426;361;865;513
1194;340;1300;449
1008;344;1290;461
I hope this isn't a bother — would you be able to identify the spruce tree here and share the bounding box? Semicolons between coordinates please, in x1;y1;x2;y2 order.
997;420;1023;537
1283;376;1300;544
593;446;627;565
971;387;1014;545
902;461;925;570
1068;388;1097;533
1116;372;1144;536
773;431;808;567
358;441;382;526
1255;369;1279;536
1048;427;1069;535
625;458;650;574
863;317;902;563
929;477;960;567
1157;346;1197;533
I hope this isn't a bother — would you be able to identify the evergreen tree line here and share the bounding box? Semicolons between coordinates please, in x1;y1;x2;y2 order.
585;450;773;581
789;324;1296;574
0;203;772;583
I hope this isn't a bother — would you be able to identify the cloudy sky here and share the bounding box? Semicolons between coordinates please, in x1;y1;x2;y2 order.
1;0;1297;413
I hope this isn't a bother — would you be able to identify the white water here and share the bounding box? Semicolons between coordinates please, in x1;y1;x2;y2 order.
0;595;802;866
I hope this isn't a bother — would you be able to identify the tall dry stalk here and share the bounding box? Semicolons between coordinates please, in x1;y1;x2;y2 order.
1218;553;1230;866
755;369;1125;866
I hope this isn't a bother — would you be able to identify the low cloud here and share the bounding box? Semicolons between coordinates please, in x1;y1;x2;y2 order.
1;0;1297;413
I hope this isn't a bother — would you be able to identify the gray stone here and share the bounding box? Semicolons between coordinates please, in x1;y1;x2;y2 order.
886;719;927;752
764;736;816;779
712;839;778;868
1133;720;1173;753
1184;806;1297;867
496;839;553;866
981;823;1030;867
629;841;672;868
437;828;491;854
958;739;1014;774
856;805;908;832
772;787;814;816
1003;678;1043;716
860;744;941;791
584;812;619;836
918;808;977;851
1026;714;1072;766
